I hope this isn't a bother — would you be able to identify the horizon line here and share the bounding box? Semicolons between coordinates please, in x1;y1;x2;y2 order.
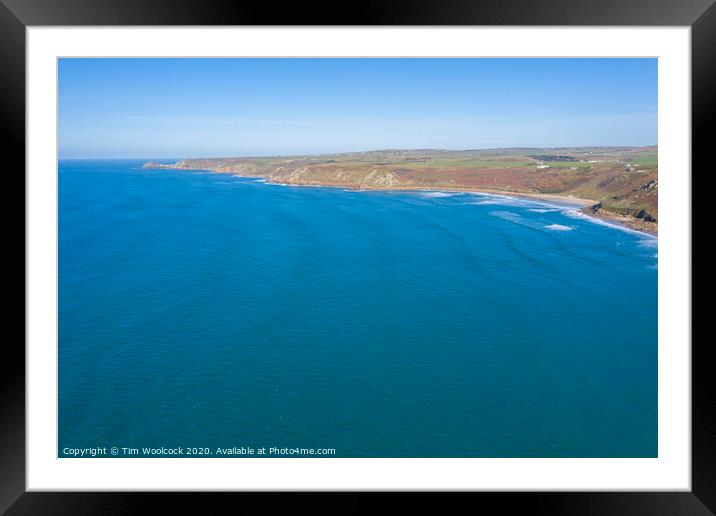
59;144;658;161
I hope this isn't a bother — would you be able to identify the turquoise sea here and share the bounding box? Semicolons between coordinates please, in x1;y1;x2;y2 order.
59;160;658;457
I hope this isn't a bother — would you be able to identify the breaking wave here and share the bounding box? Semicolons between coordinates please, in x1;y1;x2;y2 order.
417;191;462;198
544;224;574;231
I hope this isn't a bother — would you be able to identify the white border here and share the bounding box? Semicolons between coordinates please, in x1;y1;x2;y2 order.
27;27;691;491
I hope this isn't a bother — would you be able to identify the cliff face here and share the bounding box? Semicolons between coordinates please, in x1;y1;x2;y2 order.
143;147;658;230
580;178;657;233
592;179;658;220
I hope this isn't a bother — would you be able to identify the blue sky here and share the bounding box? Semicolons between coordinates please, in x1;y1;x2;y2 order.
58;58;657;159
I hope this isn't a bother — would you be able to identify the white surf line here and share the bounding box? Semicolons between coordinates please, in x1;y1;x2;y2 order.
561;208;658;240
462;190;658;240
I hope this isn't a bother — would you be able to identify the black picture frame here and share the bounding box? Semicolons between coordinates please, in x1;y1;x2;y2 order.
3;0;709;513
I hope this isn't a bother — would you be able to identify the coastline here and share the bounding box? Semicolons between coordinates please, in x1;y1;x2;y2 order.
250;176;658;237
143;163;657;237
578;207;658;236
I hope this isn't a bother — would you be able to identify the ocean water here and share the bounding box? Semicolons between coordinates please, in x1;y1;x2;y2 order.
59;160;658;458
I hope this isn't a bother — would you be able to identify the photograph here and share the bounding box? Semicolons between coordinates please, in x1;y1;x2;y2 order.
5;7;707;509
57;57;659;459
